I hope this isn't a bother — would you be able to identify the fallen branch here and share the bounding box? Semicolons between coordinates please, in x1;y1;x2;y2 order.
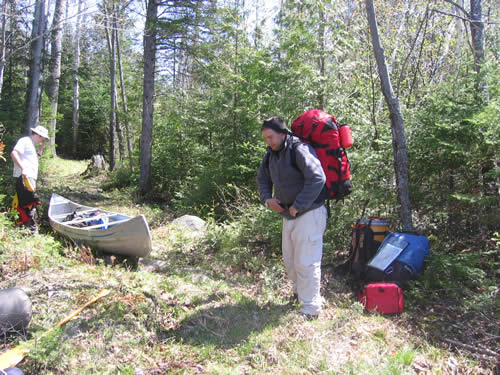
473;335;500;344
443;338;500;358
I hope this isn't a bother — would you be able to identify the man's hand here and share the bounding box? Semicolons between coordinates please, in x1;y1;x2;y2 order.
265;198;285;213
10;150;26;177
38;143;45;157
289;206;298;217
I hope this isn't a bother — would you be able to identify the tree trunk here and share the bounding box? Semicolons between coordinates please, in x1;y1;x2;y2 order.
72;0;82;155
104;5;116;170
112;15;125;164
376;0;410;117
365;0;413;232
5;0;13;96
0;0;7;98
317;8;325;110
139;0;158;196
46;0;67;157
469;0;488;100
25;0;47;132
444;0;487;99
116;28;133;171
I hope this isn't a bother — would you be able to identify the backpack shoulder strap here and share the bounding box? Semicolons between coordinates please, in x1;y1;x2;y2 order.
290;140;298;170
264;150;270;170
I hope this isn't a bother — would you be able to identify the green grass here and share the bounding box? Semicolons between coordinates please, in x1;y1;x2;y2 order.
0;157;497;374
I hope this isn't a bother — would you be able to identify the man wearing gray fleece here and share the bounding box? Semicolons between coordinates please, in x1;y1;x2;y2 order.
257;116;327;318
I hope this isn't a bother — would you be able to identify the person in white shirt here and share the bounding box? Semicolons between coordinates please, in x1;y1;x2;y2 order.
10;125;49;233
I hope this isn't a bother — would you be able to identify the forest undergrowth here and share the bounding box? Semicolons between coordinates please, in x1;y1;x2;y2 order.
0;157;498;375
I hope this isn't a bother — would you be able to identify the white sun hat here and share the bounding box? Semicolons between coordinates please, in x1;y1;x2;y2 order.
31;125;49;139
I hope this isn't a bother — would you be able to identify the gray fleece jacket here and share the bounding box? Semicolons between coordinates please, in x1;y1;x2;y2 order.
257;135;326;219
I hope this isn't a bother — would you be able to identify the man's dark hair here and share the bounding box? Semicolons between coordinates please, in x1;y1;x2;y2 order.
261;116;288;134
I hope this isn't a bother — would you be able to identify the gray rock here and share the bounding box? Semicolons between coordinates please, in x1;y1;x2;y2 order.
139;258;170;273
171;215;206;232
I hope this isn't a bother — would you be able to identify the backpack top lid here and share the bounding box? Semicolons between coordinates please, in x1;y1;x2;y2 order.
290;109;352;200
291;109;339;145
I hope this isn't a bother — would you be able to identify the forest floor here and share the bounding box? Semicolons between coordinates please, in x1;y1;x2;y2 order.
0;157;498;375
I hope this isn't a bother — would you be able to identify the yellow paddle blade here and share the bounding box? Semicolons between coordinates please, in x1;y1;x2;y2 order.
0;289;110;369
22;176;35;192
11;193;18;209
0;344;29;370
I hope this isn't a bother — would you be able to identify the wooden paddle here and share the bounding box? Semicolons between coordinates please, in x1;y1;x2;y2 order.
0;289;110;370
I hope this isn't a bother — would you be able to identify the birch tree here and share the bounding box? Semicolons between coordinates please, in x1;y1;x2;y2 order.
46;0;67;156
103;0;128;170
442;0;487;99
365;0;413;232
103;1;117;170
116;28;133;171
112;11;125;164
0;0;8;97
469;0;487;99
25;0;47;132
72;0;83;155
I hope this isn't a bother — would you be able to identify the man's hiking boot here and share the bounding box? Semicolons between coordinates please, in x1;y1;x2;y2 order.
300;311;319;321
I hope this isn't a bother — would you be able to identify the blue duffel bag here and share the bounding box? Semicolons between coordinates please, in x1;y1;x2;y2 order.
365;232;430;285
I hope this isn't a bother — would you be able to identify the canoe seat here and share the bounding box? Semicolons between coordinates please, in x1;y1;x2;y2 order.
85;218;130;230
63;213;117;226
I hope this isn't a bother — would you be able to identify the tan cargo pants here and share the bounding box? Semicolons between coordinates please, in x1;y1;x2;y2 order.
282;205;327;316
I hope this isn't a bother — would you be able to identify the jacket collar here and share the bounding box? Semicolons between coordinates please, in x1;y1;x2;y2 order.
268;134;291;156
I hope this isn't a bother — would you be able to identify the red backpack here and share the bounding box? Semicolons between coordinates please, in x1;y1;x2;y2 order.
291;109;352;200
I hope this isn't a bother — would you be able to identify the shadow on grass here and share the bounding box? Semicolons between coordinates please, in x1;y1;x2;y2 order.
164;299;293;349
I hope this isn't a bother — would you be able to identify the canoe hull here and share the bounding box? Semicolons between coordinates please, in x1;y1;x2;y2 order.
48;194;152;258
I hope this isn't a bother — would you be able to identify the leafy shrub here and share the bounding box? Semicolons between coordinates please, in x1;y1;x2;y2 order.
103;164;138;190
205;197;283;273
408;236;498;311
407;63;499;240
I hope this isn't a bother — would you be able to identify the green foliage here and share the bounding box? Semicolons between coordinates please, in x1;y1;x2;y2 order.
384;345;416;375
26;327;68;370
407;63;500;237
57;67;110;158
408;236;498;312
0;156;496;374
422;251;486;292
0;59;29;138
0;10;498;373
204;192;283;272
104;164;138;190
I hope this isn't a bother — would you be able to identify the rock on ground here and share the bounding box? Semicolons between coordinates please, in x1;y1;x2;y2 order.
171;215;206;232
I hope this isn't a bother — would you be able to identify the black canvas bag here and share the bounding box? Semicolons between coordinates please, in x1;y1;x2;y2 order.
348;222;378;279
341;217;389;279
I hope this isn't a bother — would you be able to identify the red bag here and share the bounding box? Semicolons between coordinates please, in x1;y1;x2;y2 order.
291;109;352;200
358;283;404;314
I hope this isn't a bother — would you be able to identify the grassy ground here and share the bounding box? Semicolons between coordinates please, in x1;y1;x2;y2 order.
0;157;497;375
